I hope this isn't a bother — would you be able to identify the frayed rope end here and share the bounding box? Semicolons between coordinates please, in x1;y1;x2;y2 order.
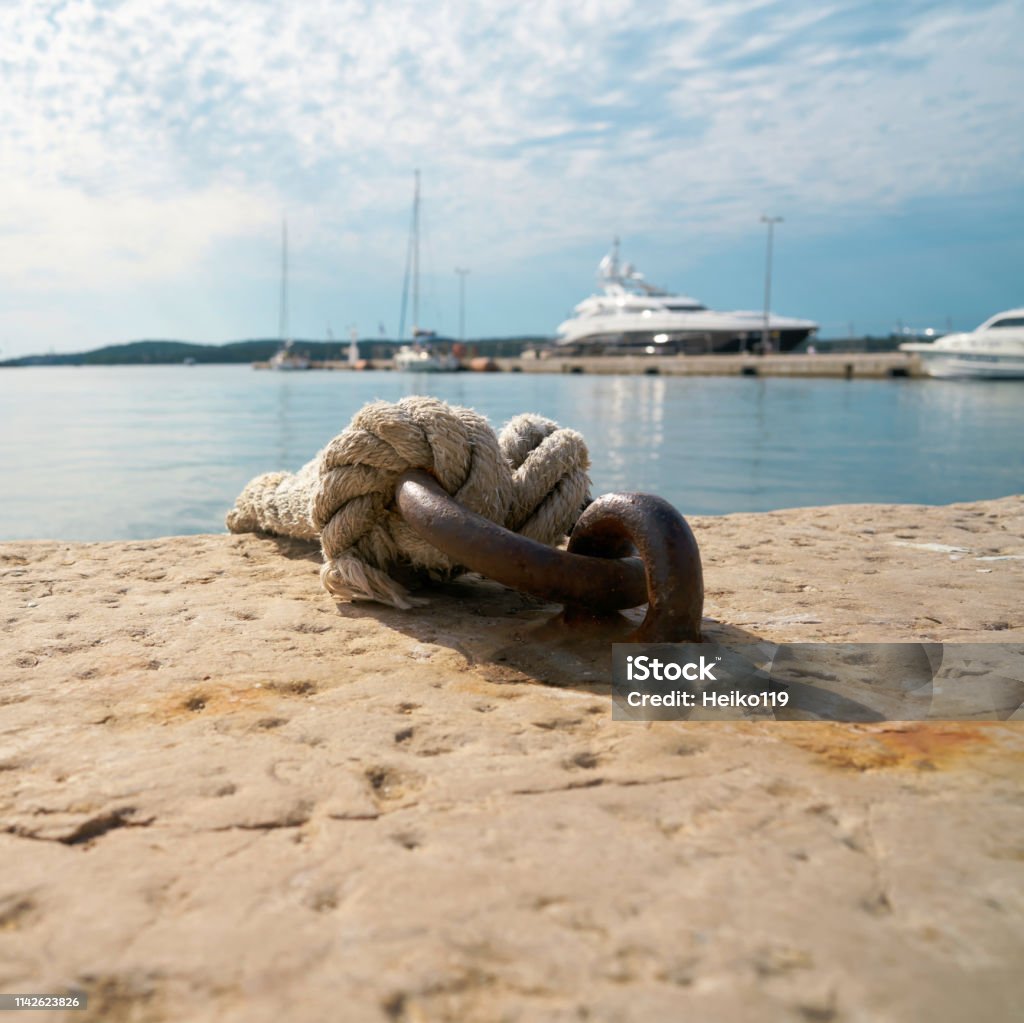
320;556;426;610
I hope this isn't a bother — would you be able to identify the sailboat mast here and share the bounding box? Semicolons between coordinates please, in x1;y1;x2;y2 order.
412;169;420;334
278;218;290;344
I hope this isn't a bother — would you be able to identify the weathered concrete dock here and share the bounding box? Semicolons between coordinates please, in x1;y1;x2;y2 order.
499;351;921;378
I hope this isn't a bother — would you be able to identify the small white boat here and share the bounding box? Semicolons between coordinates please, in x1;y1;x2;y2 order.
392;174;459;372
269;339;311;371
393;344;460;373
395;171;460;370
900;309;1024;379
266;218;311;371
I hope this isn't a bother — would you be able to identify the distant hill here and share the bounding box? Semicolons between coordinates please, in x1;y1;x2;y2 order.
0;336;550;367
0;339;279;366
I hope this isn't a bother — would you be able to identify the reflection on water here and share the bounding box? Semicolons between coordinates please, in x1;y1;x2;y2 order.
1;366;1022;541
595;376;667;491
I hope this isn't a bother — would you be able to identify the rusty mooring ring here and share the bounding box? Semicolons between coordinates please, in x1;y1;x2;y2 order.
395;470;703;642
567;492;703;642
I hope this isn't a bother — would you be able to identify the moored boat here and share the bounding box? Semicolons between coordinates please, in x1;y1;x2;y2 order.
900;309;1024;379
393;344;460;372
269;339;311;371
556;241;818;355
262;218;312;371
393;172;460;372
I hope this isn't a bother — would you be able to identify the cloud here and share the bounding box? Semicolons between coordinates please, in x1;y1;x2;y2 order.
0;179;273;290
0;0;1021;338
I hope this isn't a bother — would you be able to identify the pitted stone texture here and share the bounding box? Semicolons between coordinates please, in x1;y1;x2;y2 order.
1;495;1023;1022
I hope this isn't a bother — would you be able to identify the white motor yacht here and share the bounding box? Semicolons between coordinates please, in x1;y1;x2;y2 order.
900;309;1024;379
556;241;818;355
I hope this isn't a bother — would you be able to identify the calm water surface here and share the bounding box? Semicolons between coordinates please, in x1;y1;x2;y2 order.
1;365;1021;541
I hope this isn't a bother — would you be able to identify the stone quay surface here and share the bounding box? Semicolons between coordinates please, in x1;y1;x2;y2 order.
2;495;1022;1022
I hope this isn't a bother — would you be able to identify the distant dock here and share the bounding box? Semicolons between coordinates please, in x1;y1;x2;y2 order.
253;352;924;378
501;352;922;378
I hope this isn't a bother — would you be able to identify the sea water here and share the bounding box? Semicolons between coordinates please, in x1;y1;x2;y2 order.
1;365;1021;541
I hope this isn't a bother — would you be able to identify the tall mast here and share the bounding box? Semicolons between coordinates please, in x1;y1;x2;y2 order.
278;217;290;344
412;169;420;334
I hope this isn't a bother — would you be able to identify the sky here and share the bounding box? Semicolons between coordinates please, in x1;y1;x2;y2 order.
1;0;1022;356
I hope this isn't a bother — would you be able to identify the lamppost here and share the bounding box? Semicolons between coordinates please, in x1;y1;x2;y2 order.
761;215;783;355
455;267;470;342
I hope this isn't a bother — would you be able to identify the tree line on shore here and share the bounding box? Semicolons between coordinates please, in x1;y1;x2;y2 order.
1;336;547;367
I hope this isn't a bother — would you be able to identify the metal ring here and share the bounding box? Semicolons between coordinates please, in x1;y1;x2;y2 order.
395;470;704;642
567;492;703;642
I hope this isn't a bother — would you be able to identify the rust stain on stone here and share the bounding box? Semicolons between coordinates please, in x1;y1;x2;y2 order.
149;679;318;724
781;721;1019;772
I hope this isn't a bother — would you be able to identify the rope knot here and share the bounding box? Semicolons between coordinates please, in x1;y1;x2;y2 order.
227;397;591;608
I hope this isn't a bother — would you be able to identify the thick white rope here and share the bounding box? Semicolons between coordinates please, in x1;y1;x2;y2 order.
226;396;591;608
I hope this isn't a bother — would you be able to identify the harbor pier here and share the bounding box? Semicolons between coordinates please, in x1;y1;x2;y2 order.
256;352;923;378
498;351;922;379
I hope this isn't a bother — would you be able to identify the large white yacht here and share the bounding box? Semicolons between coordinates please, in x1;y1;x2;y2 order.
555;241;818;355
899;309;1024;379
